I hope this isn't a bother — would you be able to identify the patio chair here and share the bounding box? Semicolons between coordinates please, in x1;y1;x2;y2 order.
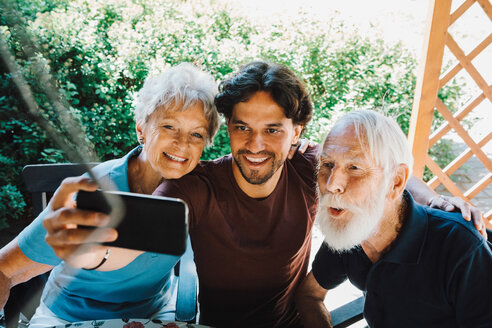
3;163;197;328
331;295;366;328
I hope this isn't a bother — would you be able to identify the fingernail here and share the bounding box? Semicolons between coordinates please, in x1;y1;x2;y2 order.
108;229;118;241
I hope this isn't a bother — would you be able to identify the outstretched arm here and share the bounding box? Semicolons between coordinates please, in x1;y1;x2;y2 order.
406;176;486;237
0;238;52;309
296;272;332;328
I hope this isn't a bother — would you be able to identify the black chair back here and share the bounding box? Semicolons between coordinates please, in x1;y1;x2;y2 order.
4;164;98;328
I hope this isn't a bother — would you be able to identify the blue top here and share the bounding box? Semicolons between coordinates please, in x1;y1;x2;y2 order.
312;191;492;327
18;147;182;321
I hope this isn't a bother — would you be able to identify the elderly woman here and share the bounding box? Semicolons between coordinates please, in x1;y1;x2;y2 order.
0;62;219;326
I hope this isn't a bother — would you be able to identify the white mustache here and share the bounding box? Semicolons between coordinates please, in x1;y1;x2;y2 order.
320;194;361;214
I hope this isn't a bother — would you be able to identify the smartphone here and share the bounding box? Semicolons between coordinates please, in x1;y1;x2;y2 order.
76;190;188;256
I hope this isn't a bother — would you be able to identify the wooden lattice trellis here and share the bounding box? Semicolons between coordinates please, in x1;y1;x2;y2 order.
408;0;492;227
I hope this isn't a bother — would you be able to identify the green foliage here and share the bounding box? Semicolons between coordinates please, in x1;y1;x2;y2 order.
0;148;27;228
0;0;463;228
203;124;231;160
0;184;26;229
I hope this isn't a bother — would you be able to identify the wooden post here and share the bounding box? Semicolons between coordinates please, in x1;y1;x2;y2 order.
408;0;453;178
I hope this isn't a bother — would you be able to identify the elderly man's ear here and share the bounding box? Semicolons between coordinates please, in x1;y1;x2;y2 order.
387;164;410;200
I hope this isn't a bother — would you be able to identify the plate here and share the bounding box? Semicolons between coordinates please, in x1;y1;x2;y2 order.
56;318;210;328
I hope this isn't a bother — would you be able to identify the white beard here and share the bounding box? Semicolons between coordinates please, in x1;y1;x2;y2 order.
316;181;388;252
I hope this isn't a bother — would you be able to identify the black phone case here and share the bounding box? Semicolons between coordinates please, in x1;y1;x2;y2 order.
76;190;187;256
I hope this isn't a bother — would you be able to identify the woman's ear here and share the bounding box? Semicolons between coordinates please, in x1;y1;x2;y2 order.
136;122;145;144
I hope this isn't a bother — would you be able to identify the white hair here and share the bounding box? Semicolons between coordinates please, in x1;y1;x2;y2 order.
133;62;219;145
331;109;413;177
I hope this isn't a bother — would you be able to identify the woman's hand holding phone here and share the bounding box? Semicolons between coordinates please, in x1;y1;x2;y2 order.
42;176;117;269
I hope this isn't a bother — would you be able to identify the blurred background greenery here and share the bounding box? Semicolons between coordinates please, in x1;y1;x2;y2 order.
0;0;464;231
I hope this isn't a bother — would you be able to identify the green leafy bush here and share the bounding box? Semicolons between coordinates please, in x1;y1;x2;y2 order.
0;0;462;229
0;184;26;229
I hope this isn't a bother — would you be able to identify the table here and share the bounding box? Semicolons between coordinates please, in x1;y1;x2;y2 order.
54;318;211;328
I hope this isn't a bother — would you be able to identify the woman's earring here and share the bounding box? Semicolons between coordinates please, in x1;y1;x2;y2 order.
139;137;144;144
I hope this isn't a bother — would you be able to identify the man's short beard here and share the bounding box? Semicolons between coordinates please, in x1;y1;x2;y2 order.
233;150;284;185
316;179;389;252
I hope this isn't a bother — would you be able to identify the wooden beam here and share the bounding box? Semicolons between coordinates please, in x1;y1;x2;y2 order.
442;132;492;176
446;35;492;101
435;99;492;172
467;33;492;59
450;0;476;25
464;173;492;199
439;34;492;88
429;93;485;147
408;0;453;178
429;131;492;189
476;0;492;20
439;63;463;89
425;154;469;200
485;209;492;226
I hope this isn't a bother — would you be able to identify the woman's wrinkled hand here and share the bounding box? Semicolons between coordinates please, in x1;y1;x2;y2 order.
42;176;117;268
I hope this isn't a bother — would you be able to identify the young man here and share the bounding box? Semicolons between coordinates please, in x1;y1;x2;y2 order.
154;61;317;327
296;110;492;327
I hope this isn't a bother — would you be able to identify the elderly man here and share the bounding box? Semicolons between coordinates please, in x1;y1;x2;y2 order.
296;110;492;327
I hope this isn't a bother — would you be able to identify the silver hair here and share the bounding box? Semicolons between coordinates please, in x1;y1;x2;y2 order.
330;109;413;177
133;62;219;146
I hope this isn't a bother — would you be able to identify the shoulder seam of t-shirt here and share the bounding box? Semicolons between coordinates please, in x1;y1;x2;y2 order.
425;206;485;244
447;238;488;291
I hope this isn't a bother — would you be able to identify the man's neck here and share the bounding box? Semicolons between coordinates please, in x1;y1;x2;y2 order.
361;196;406;263
231;160;284;199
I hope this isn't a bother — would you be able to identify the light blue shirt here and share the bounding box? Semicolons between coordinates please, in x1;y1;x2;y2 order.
18;147;182;321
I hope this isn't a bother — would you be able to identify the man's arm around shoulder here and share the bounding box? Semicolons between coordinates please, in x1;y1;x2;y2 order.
296;271;332;328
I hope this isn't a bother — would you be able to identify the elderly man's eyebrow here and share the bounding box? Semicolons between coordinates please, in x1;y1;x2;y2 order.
320;151;366;162
321;147;362;157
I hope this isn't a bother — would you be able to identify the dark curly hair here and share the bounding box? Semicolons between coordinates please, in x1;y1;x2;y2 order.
215;61;313;127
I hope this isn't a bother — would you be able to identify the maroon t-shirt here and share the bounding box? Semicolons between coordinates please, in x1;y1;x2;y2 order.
154;146;318;328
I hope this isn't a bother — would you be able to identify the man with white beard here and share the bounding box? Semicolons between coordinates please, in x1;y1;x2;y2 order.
296;110;492;327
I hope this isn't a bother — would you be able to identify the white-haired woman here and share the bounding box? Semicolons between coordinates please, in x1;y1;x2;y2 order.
0;63;219;326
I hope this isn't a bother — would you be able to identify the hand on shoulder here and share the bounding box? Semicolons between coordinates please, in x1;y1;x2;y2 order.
427;195;487;238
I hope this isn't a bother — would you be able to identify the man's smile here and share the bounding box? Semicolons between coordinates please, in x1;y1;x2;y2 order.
244;155;270;165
